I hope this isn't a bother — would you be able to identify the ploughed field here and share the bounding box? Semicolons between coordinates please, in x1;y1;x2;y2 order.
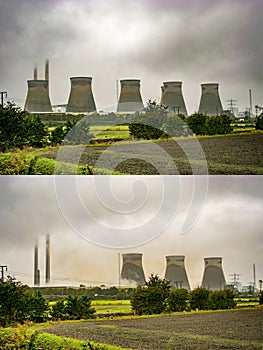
44;133;263;175
45;308;263;349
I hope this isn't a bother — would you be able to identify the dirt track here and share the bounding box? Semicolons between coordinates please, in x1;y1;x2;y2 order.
45;308;263;349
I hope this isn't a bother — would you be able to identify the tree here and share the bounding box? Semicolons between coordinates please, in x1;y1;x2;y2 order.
63;118;94;145
65;295;95;320
255;114;263;130
0;102;48;151
0;277;48;326
206;115;233;135
167;288;189;312
164;113;191;137
49;125;66;146
186;113;207;135
24;290;49;322
209;290;236;310
129;100;168;140
189;287;210;310
131;274;171;315
50;299;67;320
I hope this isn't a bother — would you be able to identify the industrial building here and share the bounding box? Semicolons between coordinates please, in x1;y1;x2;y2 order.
120;253;146;286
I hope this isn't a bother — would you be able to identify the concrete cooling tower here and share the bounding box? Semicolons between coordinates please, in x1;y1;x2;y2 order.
121;253;146;286
24;61;52;113
164;255;190;291
201;257;226;290
161;81;188;116
117;79;144;113
66;77;96;113
198;83;223;116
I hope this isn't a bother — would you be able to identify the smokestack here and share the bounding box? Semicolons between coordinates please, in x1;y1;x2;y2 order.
121;253;146;286
117;79;144;112
249;89;252;117
34;65;38;80
201;257;226;290
253;263;256;291
45;59;49;81
34;240;40;286
198;83;223;116
45;234;50;285
24;80;52;112
164;255;191;291
161;81;188;116
66;77;96;113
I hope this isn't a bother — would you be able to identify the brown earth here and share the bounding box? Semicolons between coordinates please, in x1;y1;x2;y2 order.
44;133;263;175
44;308;263;349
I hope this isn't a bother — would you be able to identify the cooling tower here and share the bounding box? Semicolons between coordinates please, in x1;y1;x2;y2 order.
34;240;40;286
117;79;144;112
66;77;96;113
24;80;52;112
201;257;226;290
161;81;188;116
45;234;50;285
121;253;146;286
198;83;223;116
164;255;190;291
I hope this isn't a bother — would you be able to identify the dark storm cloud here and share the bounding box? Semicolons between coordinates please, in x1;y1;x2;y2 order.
0;0;263;112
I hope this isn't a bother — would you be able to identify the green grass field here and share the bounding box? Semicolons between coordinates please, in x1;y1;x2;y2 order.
91;300;131;314
90;125;130;139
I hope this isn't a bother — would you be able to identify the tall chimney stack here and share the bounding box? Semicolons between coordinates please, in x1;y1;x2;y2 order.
33;65;38;80
45;234;51;284
45;59;49;82
34;240;40;286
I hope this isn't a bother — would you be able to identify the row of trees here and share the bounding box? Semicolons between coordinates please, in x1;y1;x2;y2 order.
0;103;93;152
130;274;236;315
128;101;233;139
0;277;95;326
0;101;235;152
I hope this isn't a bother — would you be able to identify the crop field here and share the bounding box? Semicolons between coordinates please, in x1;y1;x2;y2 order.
90;125;130;139
92;300;132;314
44;308;263;349
42;133;263;175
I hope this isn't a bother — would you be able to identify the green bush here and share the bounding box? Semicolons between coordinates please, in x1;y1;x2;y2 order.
167;288;189;312
209;290;236;310
0;327;128;350
189;287;210;310
131;274;171;315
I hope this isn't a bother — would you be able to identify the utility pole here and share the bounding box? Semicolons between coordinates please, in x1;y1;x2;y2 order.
0;265;8;281
226;99;237;117
0;91;7;108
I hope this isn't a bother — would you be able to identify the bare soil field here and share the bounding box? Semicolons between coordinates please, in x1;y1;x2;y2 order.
45;308;263;349
43;133;263;175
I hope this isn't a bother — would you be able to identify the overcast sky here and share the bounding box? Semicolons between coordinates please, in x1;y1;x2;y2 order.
0;0;263;113
0;175;262;289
